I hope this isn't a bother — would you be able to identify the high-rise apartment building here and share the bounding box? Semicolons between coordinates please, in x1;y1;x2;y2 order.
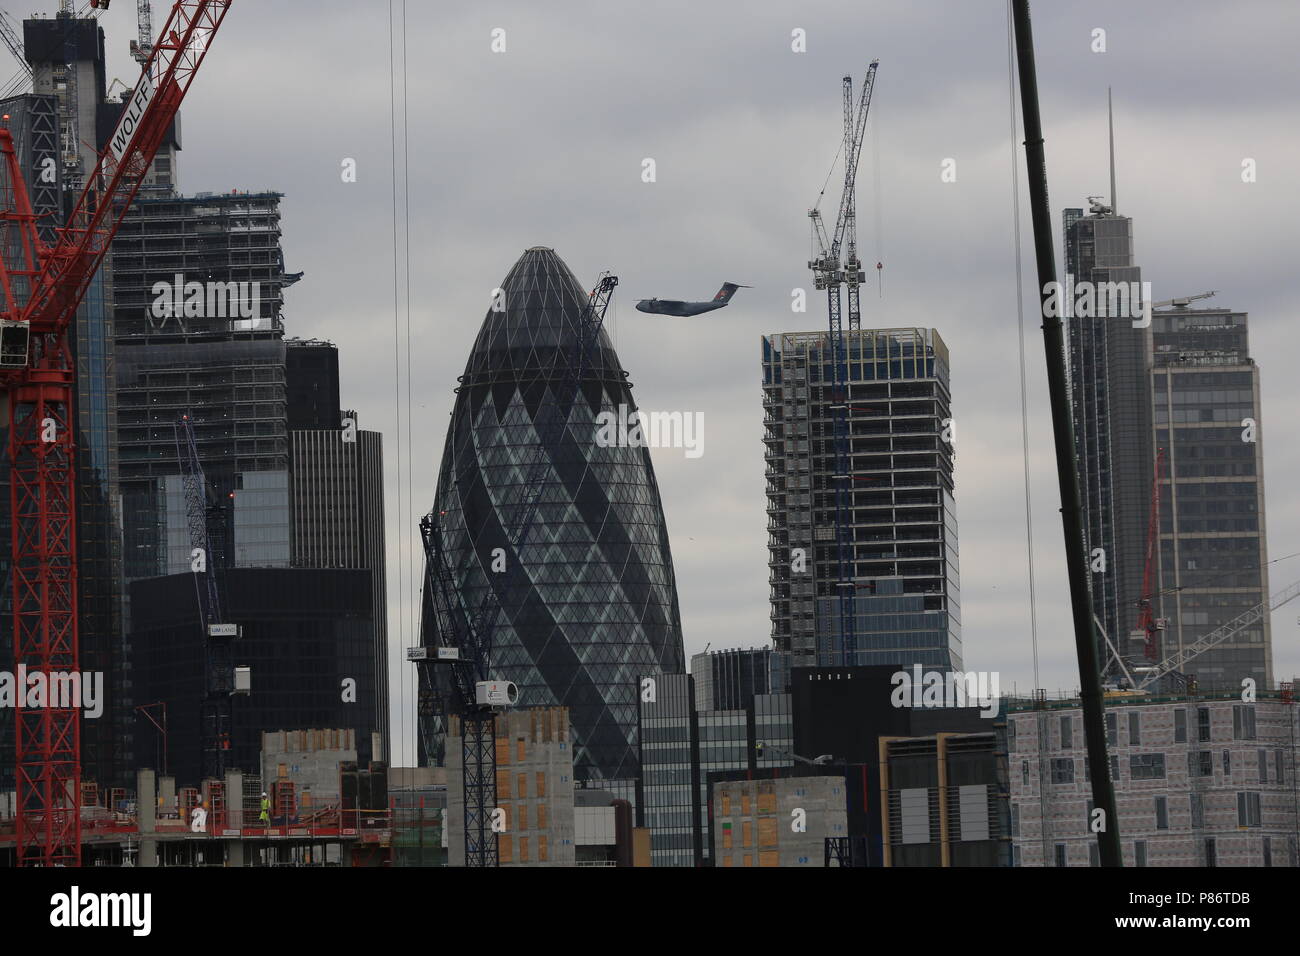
1150;304;1271;689
762;327;960;677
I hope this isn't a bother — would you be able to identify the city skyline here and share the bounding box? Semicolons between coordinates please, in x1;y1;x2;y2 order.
6;0;1298;773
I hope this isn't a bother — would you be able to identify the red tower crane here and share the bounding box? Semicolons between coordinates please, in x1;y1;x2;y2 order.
1136;447;1167;661
0;0;231;867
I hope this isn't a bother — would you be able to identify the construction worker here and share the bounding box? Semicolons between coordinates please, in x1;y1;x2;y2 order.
259;791;270;826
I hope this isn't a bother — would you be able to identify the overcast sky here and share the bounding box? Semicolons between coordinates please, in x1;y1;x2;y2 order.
82;0;1300;765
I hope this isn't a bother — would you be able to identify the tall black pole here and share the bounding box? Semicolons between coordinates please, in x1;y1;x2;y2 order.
1012;0;1122;867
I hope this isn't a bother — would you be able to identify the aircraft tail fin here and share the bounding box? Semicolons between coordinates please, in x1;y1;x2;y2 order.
713;282;750;303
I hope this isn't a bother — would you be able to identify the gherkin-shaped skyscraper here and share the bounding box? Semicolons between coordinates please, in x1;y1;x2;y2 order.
422;247;685;786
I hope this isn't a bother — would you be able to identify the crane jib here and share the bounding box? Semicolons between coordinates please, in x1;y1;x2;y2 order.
109;72;156;164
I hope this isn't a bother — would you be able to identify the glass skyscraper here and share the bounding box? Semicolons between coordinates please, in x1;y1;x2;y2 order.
422;246;685;786
1151;304;1271;689
1063;202;1150;672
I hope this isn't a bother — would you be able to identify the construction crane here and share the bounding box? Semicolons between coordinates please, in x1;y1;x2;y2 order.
1150;291;1217;310
412;272;619;867
807;59;878;666
1132;577;1300;692
175;413;242;781
130;0;155;64
1135;448;1167;661
0;0;231;868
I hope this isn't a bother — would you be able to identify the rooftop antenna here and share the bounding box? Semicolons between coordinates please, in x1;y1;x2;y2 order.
1107;87;1117;216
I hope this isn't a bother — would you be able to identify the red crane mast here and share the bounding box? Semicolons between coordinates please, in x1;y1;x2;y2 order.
0;0;231;867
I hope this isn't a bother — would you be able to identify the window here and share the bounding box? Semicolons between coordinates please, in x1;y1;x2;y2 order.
1233;705;1257;740
1205;838;1217;867
1106;713;1117;747
1022;760;1029;786
538;836;548;863
1051;759;1075;785
1155;796;1168;830
1060;715;1073;750
536;772;546;798
1130;753;1166;780
1260;749;1269;784
1128;711;1141;746
1054;843;1067;868
1277;751;1286;784
1189;750;1213;778
1089;842;1099;867
517;773;528;800
1134;841;1147;867
1197;707;1211;742
1011;804;1020;837
537;804;548;829
1237;791;1261;828
1263;837;1272;868
518;837;529;863
1223;750;1231;777
1174;708;1187;743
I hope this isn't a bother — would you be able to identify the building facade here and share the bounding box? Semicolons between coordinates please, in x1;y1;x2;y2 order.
636;671;793;866
1062;200;1151;674
1009;691;1300;866
445;707;577;867
710;772;850;868
690;646;773;712
1150;304;1271;690
129;568;380;787
762;327;960;679
880;730;1009;866
422;246;686;789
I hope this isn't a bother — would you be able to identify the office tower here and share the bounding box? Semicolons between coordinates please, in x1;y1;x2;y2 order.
636;672;793;866
113;190;294;582
1009;691;1295;867
112;196;388;777
1063;197;1151;672
690;646;773;711
762;327;960;678
1150;303;1271;689
288;345;389;759
129;568;379;786
422;246;686;790
286;337;342;429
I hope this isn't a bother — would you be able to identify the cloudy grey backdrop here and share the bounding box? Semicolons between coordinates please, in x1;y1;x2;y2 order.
87;0;1300;765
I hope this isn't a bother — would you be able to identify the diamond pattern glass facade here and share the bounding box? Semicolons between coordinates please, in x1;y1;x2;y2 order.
423;247;685;784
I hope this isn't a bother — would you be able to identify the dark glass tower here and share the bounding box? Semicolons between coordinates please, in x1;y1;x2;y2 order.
423;246;686;786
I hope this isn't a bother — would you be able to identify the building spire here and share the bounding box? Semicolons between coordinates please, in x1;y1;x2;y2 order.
1108;87;1117;216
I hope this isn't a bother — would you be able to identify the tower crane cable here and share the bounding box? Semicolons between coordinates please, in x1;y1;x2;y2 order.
1007;0;1041;690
